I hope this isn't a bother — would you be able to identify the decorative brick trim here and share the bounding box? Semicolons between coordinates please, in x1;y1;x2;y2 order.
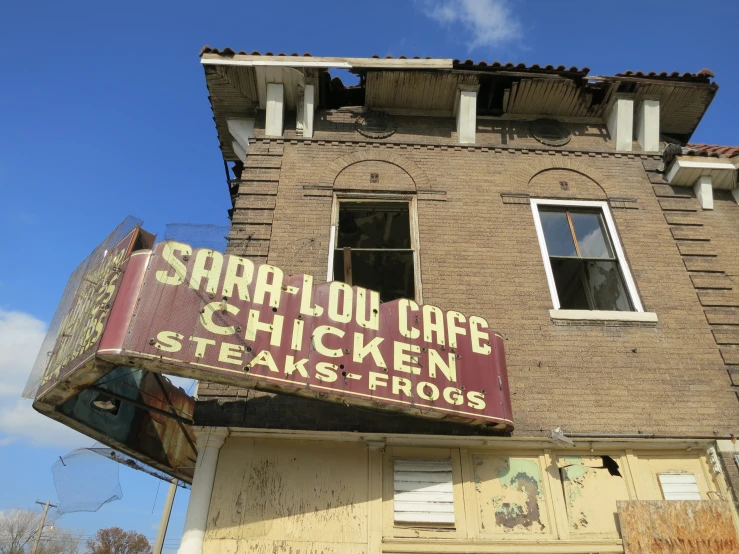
250;137;663;160
522;161;612;195
319;149;432;191
226;142;284;260
500;192;531;205
652;182;739;398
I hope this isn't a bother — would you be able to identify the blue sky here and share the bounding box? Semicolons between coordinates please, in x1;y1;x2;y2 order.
1;0;738;550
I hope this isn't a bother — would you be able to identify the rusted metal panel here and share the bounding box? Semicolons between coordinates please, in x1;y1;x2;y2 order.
55;366;196;482
618;500;739;553
100;241;514;429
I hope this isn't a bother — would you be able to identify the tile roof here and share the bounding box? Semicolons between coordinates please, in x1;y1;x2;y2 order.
200;46;314;57
616;69;714;83
198;47;715;84
685;143;739;158
452;59;589;75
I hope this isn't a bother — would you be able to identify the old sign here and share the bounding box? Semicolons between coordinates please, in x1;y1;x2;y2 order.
36;226;145;401
99;241;513;428
30;221;197;483
617;500;739;553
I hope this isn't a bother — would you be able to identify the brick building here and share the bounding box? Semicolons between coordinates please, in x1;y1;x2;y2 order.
162;50;739;553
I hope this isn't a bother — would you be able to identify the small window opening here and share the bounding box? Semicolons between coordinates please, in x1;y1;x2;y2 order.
394;458;454;527
658;473;701;500
538;207;633;311
90;391;121;415
333;202;415;302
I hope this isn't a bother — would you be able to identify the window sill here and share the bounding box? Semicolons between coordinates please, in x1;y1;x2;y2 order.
549;309;658;323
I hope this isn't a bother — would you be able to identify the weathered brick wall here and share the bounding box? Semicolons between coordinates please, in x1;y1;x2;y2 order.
721;451;739;510
197;111;738;438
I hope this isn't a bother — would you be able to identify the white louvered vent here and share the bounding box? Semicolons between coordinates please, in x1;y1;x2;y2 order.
658;472;702;500
394;458;454;526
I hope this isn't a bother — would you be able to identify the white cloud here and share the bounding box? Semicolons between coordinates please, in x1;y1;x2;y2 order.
0;397;89;448
0;309;47;397
420;0;522;50
0;309;89;448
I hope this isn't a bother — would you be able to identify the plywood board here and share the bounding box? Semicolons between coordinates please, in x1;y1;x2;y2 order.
618;500;739;553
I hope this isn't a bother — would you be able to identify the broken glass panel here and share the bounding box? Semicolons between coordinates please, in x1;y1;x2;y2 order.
584;261;632;311
550;259;631;311
539;205;634;311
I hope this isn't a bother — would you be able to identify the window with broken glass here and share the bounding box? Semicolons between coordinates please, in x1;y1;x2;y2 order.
332;201;416;302
534;204;635;311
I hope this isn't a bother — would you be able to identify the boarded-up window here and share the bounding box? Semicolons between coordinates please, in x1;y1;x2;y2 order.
394;458;454;526
658;473;702;500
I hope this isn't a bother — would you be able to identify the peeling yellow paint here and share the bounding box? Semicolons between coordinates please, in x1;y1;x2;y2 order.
559;455;630;536
637;455;713;501
473;455;548;534
202;436;734;553
205;438;369;551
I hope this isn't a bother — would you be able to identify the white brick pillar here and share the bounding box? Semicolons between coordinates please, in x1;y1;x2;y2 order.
177;427;228;554
635;99;660;153
607;94;634;152
227;119;254;163
455;86;478;145
300;84;315;138
265;83;285;137
694;175;713;210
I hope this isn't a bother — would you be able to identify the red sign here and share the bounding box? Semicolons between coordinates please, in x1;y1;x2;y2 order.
99;241;513;429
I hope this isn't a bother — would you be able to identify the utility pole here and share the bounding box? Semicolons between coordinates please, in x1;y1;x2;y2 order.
31;500;58;554
152;478;178;554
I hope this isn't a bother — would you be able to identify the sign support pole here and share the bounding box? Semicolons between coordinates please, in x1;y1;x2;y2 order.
153;478;178;554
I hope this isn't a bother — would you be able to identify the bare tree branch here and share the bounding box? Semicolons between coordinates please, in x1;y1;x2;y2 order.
0;510;81;554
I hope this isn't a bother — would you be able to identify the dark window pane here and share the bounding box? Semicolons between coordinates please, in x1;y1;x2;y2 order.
334;249;415;302
583;261;632;311
570;211;614;259
539;209;577;257
337;203;411;249
550;258;590;310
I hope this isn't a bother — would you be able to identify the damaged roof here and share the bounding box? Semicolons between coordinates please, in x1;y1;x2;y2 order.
199;46;712;84
200;46;720;161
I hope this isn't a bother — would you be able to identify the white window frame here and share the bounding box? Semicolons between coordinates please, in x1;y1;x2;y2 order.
327;194;423;303
530;199;644;313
